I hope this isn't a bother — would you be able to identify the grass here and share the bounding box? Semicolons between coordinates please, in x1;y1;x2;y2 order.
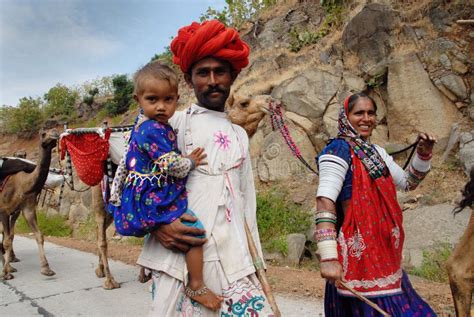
257;188;312;256
75;214;97;241
409;242;452;283
15;210;72;237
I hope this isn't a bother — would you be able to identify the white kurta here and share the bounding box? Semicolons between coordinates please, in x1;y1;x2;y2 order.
137;104;271;316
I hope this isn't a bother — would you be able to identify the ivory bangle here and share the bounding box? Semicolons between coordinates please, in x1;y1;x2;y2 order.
315;211;337;220
317;240;338;260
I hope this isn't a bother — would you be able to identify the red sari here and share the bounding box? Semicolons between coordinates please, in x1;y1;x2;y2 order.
337;148;405;297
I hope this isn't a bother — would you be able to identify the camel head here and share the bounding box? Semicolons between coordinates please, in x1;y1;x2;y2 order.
40;128;59;150
227;94;271;137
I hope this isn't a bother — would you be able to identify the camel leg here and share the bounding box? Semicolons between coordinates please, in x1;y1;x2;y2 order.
447;260;473;317
1;213;14;279
22;204;55;276
9;210;21;262
92;186;120;289
446;211;474;317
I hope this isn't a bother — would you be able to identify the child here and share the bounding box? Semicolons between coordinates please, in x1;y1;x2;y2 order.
109;61;223;311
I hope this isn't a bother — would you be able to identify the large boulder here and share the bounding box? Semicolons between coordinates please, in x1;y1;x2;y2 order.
387;54;459;143
403;204;470;267
342;3;399;72
459;131;474;176
257;122;316;182
271;69;340;119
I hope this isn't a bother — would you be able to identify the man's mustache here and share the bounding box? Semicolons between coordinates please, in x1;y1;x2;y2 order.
204;87;225;96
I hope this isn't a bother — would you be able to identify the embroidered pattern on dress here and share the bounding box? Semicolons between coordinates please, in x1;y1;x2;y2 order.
221;279;267;317
176;289;203;316
338;231;349;274
347;230;366;259
345;268;403;290
214;131;231;150
392;226;400;249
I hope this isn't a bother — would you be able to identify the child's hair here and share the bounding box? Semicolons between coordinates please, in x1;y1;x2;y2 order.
453;167;474;215
133;61;178;96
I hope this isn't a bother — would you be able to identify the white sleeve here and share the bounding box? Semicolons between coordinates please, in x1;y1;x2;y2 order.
316;154;349;202
374;145;407;190
374;145;431;191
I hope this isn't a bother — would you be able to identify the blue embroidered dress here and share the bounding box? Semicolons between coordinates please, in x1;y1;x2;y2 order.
110;119;188;237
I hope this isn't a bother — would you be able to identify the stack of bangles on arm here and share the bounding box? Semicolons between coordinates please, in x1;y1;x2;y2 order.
314;211;338;262
407;151;432;190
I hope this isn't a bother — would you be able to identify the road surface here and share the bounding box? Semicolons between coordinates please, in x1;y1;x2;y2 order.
1;236;323;316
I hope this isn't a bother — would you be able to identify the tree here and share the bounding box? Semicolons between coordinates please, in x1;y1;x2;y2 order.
105;74;134;116
43;84;78;118
1;97;44;137
200;0;276;28
75;76;115;98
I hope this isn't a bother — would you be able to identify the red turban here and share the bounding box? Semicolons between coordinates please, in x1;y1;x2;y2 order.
170;20;250;73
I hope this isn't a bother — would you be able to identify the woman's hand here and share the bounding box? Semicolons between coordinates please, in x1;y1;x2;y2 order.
186;147;207;166
416;132;437;157
319;260;343;283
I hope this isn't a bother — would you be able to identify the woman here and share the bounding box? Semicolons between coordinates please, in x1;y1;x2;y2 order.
315;92;437;316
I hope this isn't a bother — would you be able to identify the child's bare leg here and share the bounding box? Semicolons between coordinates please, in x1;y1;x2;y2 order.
185;246;223;311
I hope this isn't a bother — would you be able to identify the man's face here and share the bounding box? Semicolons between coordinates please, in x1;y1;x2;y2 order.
184;57;237;112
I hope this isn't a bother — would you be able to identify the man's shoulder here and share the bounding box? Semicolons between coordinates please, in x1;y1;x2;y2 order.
169;108;188;128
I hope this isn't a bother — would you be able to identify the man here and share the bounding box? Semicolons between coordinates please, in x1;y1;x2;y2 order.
137;20;274;316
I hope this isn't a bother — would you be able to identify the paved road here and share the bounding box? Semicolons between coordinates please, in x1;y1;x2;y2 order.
1;236;323;316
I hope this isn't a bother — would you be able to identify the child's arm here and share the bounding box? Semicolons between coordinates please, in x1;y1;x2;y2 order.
155;147;206;178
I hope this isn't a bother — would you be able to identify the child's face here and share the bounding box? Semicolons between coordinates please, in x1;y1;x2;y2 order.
134;78;179;124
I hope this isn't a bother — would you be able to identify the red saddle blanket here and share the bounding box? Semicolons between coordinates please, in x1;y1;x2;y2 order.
60;130;111;186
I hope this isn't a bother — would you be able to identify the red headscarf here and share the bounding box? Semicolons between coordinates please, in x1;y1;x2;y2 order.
170;20;250;73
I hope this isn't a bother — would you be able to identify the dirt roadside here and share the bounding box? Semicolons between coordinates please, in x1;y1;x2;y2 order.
43;235;455;316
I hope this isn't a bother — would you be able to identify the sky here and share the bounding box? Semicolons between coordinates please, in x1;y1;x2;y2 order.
0;0;226;106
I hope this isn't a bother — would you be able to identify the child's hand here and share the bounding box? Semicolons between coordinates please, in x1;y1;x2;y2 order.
186;147;207;166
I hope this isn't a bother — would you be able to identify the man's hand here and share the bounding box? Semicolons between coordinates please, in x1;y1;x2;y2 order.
153;213;206;252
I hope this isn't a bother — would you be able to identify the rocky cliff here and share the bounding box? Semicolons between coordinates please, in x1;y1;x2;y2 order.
1;0;473;236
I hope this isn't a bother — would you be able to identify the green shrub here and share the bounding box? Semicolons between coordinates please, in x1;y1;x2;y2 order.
0;97;44;137
43;84;78;119
289;3;344;52
200;0;277;28
15;211;72;237
257;188;312;256
409;243;452;282
105;75;134;116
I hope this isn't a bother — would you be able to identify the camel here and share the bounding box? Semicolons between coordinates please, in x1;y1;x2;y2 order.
446;168;474;317
227;94;270;137
0;128;59;279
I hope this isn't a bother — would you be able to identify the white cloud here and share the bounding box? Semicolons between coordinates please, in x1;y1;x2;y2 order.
1;2;122;61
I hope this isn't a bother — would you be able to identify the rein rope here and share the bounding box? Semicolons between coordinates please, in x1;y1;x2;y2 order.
268;99;420;174
387;140;419;170
269;100;319;175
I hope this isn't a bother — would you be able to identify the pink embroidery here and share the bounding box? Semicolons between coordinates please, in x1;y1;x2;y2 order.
214;131;231;150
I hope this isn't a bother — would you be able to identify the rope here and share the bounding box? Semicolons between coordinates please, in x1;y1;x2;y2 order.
269;100;319;175
387;140;419;170
269;99;420;174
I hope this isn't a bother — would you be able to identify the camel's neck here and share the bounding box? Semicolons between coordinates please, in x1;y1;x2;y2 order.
26;144;53;194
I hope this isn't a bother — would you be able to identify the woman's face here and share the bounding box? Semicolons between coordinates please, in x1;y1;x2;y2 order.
347;97;376;140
